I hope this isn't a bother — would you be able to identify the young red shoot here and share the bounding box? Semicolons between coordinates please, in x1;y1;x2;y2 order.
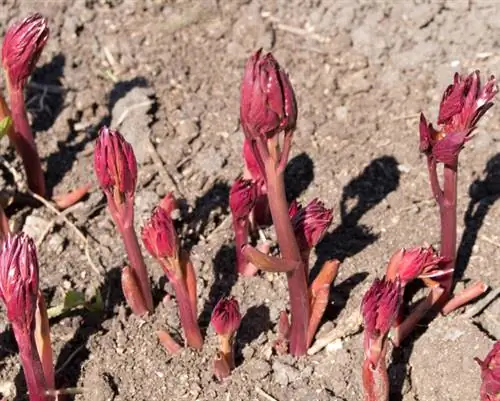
361;278;401;401
229;178;258;276
475;341;500;401
142;204;203;349
420;71;497;300
0;233;48;401
240;49;309;356
211;296;241;370
94;126;153;313
2;14;49;196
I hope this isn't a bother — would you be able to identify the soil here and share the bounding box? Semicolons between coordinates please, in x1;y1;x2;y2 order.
0;1;499;400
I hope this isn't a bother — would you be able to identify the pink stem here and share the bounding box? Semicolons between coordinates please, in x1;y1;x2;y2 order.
392;286;444;347
233;220;253;276
264;155;309;356
442;280;488;315
119;220;153;312
0;206;10;242
8;86;45;197
362;359;389;401
426;156;443;204
439;164;457;296
168;274;203;349
13;325;48;401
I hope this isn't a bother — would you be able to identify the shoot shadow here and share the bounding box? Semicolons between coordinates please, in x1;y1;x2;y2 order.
27;53;66;133
455;153;500;283
314;155;401;269
198;245;238;333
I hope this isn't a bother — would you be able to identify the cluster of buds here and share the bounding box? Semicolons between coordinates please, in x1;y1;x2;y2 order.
476;341;500;401
142;194;203;349
1;13;49;196
361;278;401;401
94;126;153;314
229;177;258;276
0;233;54;401
385;246;447;287
210;297;241;380
237;49;340;356
420;72;498;168
419;71;496;305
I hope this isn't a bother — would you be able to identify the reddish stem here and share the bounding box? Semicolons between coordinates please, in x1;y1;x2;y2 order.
362;358;389;401
7;85;45;197
118;219;153;312
0;206;10;242
168;273;203;349
121;266;148;315
439;164;457;296
442;280;488;315
264;155;309;356
52;184;91;210
391;286;444;347
233;220;254;276
13;325;48;401
426;156;443;204
34;292;54;392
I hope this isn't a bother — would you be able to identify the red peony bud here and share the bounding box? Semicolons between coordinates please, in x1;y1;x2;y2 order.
386;246;447;286
94;126;137;203
210;296;241;337
240;49;297;140
229;178;258;221
0;233;39;328
142;206;178;260
476;341;500;401
290;198;333;251
362;278;400;339
2;14;49;90
420;72;498;166
438;71;498;132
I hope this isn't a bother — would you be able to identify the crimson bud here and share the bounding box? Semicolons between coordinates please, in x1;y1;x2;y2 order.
240;49;297;140
2;13;49;89
0;233;39;329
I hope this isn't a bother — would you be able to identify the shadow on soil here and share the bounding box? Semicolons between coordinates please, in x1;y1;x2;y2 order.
455;153;500;283
28;53;66;133
43;267;123;399
237;304;272;361
285;152;315;202
44;76;148;196
389;153;500;400
198;244;238;334
182;180;231;252
315;155;401;267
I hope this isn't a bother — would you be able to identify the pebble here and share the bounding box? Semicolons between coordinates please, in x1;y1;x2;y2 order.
110;86;155;165
272;360;300;386
244;358;271;380
22;215;50;240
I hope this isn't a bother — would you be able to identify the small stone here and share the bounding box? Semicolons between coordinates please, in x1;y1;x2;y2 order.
241;345;255;360
272;361;299;386
326;339;343;353
244;358;271;380
22;215;49;240
48;233;65;255
110;86;155;164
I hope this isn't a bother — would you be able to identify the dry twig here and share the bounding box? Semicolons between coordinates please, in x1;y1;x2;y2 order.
255;386;279;401
307;309;363;355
